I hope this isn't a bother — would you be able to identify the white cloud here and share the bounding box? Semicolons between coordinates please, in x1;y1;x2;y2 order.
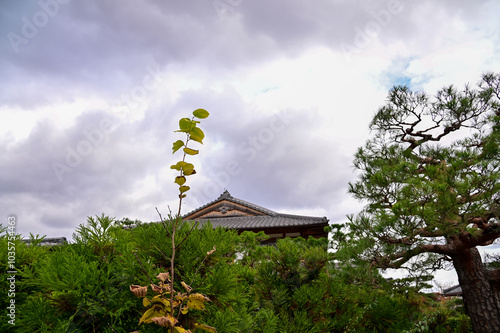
0;0;499;287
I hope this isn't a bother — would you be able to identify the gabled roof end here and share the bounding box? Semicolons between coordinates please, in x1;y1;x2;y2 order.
218;189;232;200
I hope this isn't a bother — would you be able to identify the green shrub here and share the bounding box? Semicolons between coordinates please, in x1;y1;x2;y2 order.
1;217;475;332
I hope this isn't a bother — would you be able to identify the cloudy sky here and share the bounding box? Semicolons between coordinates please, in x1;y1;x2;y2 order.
1;0;499;285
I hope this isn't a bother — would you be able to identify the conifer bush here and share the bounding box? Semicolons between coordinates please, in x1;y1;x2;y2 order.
0;216;473;332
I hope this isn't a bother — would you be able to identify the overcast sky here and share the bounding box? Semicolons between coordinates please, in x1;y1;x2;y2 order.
1;0;500;286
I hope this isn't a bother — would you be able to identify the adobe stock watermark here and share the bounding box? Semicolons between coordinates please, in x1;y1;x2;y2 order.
339;0;404;63
213;0;243;20
201;110;296;200
6;215;17;326
7;0;72;54
51;63;168;182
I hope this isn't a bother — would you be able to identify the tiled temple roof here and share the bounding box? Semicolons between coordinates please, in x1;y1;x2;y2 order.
183;190;328;230
194;214;328;230
183;190;278;218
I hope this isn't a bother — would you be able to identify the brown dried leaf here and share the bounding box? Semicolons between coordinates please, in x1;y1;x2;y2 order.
151;315;177;327
181;281;192;293
130;285;148;297
156;272;170;282
162;282;172;292
151;284;163;294
207;245;216;256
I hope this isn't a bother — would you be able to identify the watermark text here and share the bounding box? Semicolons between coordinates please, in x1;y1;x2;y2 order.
6;215;17;326
7;0;72;53
340;0;404;62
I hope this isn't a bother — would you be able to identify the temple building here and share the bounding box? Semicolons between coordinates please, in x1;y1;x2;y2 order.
183;190;329;244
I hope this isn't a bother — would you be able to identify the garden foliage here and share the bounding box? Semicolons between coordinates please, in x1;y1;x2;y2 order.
0;220;471;332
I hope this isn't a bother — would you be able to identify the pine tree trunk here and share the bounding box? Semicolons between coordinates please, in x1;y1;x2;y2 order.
452;247;500;333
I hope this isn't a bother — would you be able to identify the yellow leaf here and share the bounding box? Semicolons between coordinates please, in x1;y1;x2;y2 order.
183;168;196;176
139;306;165;324
194;323;217;333
151;295;172;310
181;162;194;171
175;176;186;186
183;147;199;155
179;186;190;194
170;161;187;170
187;293;210;310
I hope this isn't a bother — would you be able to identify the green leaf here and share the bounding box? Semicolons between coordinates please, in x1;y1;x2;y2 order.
170;161;187;171
193;108;209;119
178;118;194;132
179;186;190;194
175;176;186;186
183;147;199;155
172;140;184;154
190;127;205;144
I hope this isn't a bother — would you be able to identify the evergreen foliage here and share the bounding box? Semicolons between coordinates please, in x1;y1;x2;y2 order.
0;219;471;332
331;72;499;332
